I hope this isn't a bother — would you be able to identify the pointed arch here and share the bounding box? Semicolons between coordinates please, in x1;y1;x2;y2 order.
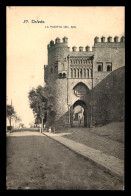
73;82;90;93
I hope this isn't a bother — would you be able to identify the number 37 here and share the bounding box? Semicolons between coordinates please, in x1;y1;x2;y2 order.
23;20;29;23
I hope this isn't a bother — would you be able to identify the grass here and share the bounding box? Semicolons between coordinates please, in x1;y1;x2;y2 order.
63;122;124;160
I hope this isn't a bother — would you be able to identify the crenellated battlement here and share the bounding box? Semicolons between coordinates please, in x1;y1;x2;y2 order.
94;36;125;43
46;36;125;78
48;37;92;52
48;36;69;49
47;36;125;52
46;35;125;71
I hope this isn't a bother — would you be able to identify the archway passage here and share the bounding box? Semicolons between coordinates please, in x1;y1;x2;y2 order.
73;105;84;127
71;100;87;127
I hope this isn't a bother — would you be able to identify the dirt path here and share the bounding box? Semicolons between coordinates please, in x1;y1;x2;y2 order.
6;131;123;190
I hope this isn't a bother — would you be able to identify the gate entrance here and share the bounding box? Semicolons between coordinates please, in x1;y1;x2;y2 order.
73;105;84;127
70;100;87;127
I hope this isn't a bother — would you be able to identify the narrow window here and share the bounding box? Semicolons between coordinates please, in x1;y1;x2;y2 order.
71;69;73;78
80;69;82;78
77;69;79;78
98;65;103;72
74;69;76;78
63;73;66;78
107;65;112;71
87;69;89;78
58;73;62;78
84;68;86;78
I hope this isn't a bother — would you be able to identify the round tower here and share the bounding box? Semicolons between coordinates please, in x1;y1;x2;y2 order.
46;37;70;128
48;37;69;67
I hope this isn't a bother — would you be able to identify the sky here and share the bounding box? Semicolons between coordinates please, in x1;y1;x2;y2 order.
6;6;125;127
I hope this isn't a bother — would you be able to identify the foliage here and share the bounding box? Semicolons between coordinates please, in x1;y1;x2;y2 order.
35;116;42;124
28;85;55;120
7;104;22;128
7;105;16;118
7;105;15;126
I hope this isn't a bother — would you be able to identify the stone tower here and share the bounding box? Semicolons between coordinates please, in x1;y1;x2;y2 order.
44;36;125;128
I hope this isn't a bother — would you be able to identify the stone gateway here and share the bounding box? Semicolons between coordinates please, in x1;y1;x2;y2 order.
44;36;125;128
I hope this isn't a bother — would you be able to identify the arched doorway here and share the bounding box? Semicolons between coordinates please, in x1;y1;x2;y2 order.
70;100;87;127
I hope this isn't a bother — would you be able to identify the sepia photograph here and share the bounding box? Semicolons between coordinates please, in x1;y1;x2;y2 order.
6;6;125;190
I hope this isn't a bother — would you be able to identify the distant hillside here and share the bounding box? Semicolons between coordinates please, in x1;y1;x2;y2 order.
91;66;125;126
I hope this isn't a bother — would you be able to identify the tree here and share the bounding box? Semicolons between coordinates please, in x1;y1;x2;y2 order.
6;104;16;130
7;105;22;130
34;116;41;126
28;85;55;131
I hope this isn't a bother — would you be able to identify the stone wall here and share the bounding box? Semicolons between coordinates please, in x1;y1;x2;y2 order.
91;67;125;126
44;36;125;128
93;41;125;87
